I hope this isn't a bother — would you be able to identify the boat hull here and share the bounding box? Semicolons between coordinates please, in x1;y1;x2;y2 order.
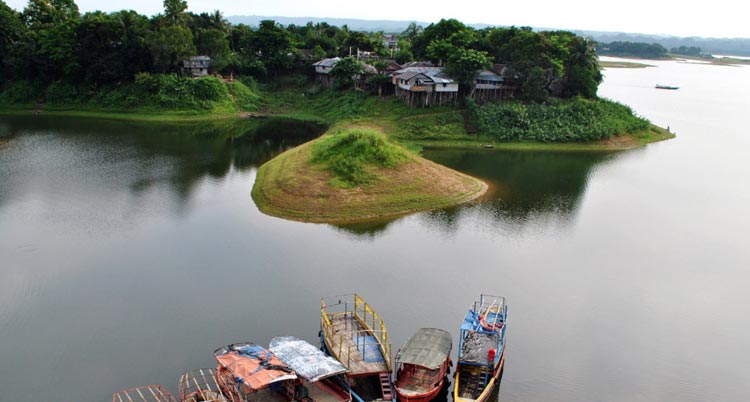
453;348;506;402
394;378;444;402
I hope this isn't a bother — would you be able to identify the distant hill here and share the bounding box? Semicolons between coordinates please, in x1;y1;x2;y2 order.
575;31;750;56
226;15;430;33
227;15;750;56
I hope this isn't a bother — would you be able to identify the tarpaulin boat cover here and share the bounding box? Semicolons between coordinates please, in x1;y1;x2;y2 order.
459;331;500;365
214;343;297;390
394;328;452;370
269;336;348;382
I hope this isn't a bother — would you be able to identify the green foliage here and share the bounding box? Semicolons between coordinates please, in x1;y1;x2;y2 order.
0;80;44;103
444;48;491;87
44;80;79;102
329;57;362;89
162;0;189;26
311;129;411;188
148;25;196;73
473;98;650;142
195;28;231;71
670;46;703;56
597;41;668;58
227;79;263;110
395;111;467;140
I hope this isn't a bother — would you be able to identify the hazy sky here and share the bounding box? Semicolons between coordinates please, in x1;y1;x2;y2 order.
5;0;749;38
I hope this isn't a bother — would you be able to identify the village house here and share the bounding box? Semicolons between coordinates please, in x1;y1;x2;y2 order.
469;69;505;103
312;57;340;86
182;56;211;77
382;34;399;54
393;66;458;107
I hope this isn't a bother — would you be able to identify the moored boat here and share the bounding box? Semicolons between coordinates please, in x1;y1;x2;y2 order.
113;384;178;402
214;342;298;402
454;294;508;402
179;368;234;402
320;294;393;402
269;336;352;402
393;328;452;402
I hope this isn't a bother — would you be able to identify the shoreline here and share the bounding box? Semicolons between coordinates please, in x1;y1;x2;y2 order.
0;105;675;152
0;107;242;123
408;124;674;152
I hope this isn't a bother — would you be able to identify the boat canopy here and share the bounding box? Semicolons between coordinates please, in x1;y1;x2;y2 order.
269;336;348;382
394;328;452;370
214;343;297;390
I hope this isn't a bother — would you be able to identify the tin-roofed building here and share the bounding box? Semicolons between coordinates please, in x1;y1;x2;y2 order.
469;69;506;103
313;57;341;86
182;56;211;77
393;66;458;107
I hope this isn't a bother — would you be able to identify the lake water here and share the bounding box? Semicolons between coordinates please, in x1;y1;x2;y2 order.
1;58;749;402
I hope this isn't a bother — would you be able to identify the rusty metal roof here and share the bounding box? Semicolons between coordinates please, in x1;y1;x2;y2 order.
395;328;452;369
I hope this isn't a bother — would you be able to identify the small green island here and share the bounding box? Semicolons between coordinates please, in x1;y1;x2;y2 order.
0;1;675;222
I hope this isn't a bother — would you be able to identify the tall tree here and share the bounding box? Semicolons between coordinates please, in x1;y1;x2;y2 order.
148;25;195;72
0;1;30;83
195;28;230;71
162;0;188;26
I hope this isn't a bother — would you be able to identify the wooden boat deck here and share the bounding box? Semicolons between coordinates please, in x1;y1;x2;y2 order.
327;315;389;375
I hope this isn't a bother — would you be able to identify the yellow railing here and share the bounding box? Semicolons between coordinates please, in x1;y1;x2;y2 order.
353;294;392;371
321;294;392;372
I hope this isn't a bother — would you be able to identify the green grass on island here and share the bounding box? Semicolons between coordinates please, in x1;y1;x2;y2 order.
251;126;488;223
599;60;655;69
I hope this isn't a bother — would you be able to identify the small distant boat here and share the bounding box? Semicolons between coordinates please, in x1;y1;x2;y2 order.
269;336;353;402
394;328;452;402
113;384;178;402
179;368;233;402
655;84;679;90
214;342;297;402
320;294;394;402
454;294;508;402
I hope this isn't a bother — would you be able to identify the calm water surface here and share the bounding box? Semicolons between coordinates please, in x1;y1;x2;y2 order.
1;59;749;402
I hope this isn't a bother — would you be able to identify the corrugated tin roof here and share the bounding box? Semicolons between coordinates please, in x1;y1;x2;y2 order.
269;336;348;382
313;57;341;67
475;70;504;82
395;67;455;84
394;328;452;369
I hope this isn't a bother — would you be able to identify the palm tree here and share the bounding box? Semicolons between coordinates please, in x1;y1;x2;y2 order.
163;0;188;26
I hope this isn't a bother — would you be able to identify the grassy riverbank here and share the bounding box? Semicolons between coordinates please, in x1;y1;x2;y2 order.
1;80;673;152
252;124;488;223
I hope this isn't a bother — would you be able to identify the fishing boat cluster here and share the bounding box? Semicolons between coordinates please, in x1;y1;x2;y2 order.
112;294;507;402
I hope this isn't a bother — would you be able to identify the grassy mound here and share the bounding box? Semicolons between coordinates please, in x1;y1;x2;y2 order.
252;127;487;223
310;129;411;188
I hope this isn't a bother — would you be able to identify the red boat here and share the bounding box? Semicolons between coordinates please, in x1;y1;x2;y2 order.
213;342;298;402
113;385;178;402
394;328;452;402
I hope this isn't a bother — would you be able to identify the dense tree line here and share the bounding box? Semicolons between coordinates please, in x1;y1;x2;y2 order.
596;41;668;58
670;46;703;57
1;0;602;105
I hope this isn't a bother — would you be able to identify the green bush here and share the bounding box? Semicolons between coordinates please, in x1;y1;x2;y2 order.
0;80;44;103
473;98;650;142
192;77;227;101
311;129;411;188
44;81;81;103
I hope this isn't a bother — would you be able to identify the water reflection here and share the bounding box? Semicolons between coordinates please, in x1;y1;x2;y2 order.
329;148;623;237
421;148;621;230
0;115;327;209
